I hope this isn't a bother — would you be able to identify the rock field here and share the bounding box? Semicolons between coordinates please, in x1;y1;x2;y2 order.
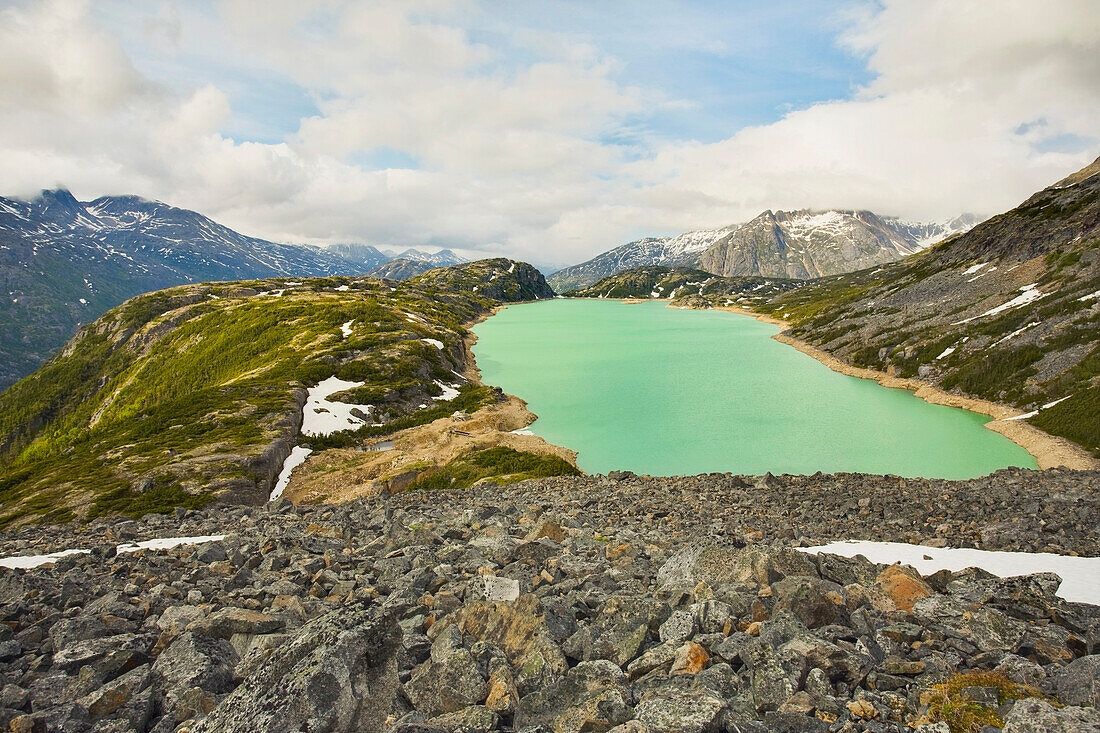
0;468;1096;732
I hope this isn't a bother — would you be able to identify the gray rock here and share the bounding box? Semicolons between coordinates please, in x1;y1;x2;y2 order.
191;602;401;733
659;610;697;644
633;686;726;733
406;648;487;717
1002;697;1100;732
1052;655;1100;708
514;659;631;733
153;632;238;697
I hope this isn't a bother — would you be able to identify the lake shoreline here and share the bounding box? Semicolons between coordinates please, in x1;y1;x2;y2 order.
711;305;1099;471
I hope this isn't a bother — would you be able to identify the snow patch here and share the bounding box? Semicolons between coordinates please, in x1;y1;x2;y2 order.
434;381;460;401
962;262;989;276
301;377;373;437
340;320;354;338
334;285;349;292
1078;289;1100;302
799;541;1100;604
0;535;227;569
422;338;444;350
270;446;312;501
935;346;955;360
994;322;1039;346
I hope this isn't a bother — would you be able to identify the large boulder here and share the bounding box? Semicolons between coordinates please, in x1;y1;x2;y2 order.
513;660;631;733
191;601;401;733
658;544;817;590
1002;697;1100;732
1052;655;1100;708
633;685;727;733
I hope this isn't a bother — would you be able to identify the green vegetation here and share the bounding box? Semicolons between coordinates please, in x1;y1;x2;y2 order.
567;266;802;304
406;446;580;491
941;345;1045;403
1031;383;1100;457
0;260;549;525
923;670;1051;732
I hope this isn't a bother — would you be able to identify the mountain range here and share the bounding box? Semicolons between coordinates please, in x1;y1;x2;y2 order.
0;190;465;390
548;209;978;292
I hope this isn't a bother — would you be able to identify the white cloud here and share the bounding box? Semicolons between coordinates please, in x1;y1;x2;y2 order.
631;0;1100;230
0;0;1096;266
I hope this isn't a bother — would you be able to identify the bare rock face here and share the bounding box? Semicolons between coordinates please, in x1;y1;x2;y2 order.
191;601;401;733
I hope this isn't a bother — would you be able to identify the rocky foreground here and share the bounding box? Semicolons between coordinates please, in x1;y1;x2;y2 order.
0;470;1097;732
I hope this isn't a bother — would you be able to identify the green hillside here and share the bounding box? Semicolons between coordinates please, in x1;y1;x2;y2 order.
0;259;553;526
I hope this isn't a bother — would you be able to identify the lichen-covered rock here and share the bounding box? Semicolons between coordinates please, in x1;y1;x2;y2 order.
632;686;726;733
1001;697;1100;732
1052;654;1100;708
513;660;631;733
190;601;401;733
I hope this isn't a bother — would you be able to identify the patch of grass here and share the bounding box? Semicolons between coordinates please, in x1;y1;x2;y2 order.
1030;383;1100;457
88;483;213;520
406;446;580;491
923;670;1051;733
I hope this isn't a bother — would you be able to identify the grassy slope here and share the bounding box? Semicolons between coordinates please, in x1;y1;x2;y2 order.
0;259;557;526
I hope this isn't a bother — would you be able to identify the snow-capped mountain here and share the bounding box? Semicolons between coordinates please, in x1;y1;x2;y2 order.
322;243;391;272
0;189;374;390
546;226;737;293
548;210;978;291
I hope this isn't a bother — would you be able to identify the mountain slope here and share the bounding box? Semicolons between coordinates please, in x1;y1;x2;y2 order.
0;190;379;390
762;157;1100;457
566;266;801;306
547;226;737;292
0;259;551;526
548;211;974;292
697;209;976;280
368;248;468;280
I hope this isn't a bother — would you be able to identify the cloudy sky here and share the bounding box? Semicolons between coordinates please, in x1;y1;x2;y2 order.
1;1;1098;266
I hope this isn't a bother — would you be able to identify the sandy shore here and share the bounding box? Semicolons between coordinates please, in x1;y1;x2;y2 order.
714;305;1098;471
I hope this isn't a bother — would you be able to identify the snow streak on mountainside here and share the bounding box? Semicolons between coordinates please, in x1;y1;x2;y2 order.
548;210;976;292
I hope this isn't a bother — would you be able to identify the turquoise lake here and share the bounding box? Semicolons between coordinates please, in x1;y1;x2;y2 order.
471;299;1039;479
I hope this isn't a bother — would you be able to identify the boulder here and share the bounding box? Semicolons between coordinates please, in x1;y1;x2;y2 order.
1052;655;1100;708
1002;697;1100;732
633;686;726;733
513;660;631;733
658;545;816;590
190;601;401;733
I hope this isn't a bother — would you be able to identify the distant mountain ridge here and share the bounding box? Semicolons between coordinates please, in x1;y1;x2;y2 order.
0;190;466;390
548;209;977;292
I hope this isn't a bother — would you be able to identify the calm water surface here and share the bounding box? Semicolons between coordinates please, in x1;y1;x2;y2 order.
472;299;1038;478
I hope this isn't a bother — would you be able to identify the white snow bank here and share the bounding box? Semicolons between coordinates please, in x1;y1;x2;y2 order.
981;284;1047;318
799;540;1100;604
0;535;227;570
1079;289;1100;302
334;285;349;292
434;381;460;401
340;320;354;338
936;346;955;360
301;377;373;437
422;338;444;350
962;262;989;275
270;446;313;501
1004;395;1072;422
